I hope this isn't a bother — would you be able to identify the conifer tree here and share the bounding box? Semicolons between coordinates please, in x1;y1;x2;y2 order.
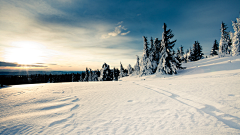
134;55;140;75
92;71;99;81
113;68;118;81
210;39;219;56
179;45;185;62
156;23;180;74
190;41;204;61
100;63;111;81
173;49;182;69
231;16;240;56
119;62;125;78
127;64;133;75
146;51;157;74
89;68;92;81
154;38;161;64
149;37;154;53
139;36;149;76
176;48;181;63
219;22;231;57
146;37;158;74
183;49;189;62
83;68;89;81
80;73;84;82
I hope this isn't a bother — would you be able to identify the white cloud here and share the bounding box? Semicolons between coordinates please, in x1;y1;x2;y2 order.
101;22;130;39
108;25;122;36
117;21;123;25
121;31;130;36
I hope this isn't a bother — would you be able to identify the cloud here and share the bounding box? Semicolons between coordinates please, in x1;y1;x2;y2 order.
0;1;139;70
101;21;131;39
121;31;131;35
117;21;123;25
0;61;47;67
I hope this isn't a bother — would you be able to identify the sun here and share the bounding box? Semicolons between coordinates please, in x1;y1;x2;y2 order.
4;41;45;65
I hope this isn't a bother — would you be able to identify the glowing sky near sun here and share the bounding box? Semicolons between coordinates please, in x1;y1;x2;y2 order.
0;0;239;71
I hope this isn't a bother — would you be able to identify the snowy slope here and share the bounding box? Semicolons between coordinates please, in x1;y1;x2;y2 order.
1;56;240;134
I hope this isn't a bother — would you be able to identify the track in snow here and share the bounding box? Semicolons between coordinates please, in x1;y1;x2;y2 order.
133;82;240;130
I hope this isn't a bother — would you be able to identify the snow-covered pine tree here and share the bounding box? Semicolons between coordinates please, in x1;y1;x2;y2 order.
92;71;99;81
99;63;112;81
133;55;140;75
154;38;161;64
113;67;118;81
210;39;219;56
172;49;182;69
146;51;158;74
179;45;185;62
145;37;158;74
89;68;92;81
196;41;204;60
176;48;183;65
184;49;189;63
83;68;89;81
79;73;84;82
176;48;181;63
231;16;240;56
127;64;133;75
219;22;231;57
149;37;154;53
119;62;125;78
139;36;149;76
190;41;204;61
156;23;180;74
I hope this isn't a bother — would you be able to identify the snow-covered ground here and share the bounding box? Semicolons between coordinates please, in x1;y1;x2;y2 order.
1;56;240;134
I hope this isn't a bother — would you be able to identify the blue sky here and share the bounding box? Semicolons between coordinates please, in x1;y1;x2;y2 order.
0;0;239;71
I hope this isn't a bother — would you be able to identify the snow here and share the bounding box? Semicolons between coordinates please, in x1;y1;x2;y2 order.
1;56;240;134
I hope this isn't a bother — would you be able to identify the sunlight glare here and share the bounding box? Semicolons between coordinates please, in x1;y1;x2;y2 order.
4;41;45;65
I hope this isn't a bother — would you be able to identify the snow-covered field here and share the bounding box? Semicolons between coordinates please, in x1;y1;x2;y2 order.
1;56;240;134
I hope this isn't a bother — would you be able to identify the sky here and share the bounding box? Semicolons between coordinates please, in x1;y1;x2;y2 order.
0;0;239;71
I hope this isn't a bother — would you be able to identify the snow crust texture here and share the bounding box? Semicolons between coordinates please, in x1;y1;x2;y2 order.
1;56;240;134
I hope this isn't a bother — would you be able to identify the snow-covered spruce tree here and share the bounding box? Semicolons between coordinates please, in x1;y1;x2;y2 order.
210;39;219;56
113;68;118;81
133;55;140;75
219;22;231;57
92;71;99;81
179;45;185;62
153;38;161;64
173;49;182;69
79;73;84;82
99;63;112;81
146;51;158;74
119;62;125;78
127;64;133;75
145;37;158;75
149;37;154;53
176;48;181;63
184;49;189;63
88;68;92;81
231;17;240;56
83;68;89;81
190;41;204;61
139;36;149;76
176;48;183;64
156;23;180;74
